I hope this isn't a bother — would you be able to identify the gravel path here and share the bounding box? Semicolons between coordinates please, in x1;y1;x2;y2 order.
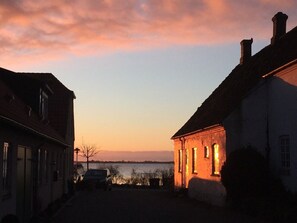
51;188;267;223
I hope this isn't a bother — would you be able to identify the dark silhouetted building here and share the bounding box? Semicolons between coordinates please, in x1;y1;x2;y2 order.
0;68;75;222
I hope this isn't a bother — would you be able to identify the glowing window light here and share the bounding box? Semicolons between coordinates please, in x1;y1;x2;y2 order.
212;144;220;175
192;148;197;173
204;146;209;158
178;149;182;173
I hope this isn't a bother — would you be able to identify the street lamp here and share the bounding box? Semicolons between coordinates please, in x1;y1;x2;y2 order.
74;147;80;167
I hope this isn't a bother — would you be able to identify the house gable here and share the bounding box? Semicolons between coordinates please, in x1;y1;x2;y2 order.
172;12;297;205
18;73;76;142
172;15;297;139
0;67;75;221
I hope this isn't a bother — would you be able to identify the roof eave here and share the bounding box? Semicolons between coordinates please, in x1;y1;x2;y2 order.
171;123;223;140
0;115;70;147
262;58;297;78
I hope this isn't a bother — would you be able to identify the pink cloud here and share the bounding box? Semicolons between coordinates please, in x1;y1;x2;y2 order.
0;0;297;66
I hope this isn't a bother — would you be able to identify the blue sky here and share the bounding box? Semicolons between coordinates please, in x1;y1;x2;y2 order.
23;41;269;152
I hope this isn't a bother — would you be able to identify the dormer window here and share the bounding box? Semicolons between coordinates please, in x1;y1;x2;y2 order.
39;89;48;120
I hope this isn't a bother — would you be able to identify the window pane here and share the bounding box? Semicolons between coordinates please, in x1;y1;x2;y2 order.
192;148;197;173
280;135;290;171
178;150;182;172
44;150;48;183
213;144;220;175
204;146;209;158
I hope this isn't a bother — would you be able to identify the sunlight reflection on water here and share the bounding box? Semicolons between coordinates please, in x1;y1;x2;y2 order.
81;162;173;178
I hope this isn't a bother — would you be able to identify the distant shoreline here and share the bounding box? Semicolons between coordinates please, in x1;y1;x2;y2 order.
78;160;174;164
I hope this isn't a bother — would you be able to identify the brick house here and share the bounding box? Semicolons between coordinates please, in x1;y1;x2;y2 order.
172;12;297;206
0;68;75;222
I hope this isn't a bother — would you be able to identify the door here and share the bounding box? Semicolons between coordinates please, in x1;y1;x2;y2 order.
17;146;33;223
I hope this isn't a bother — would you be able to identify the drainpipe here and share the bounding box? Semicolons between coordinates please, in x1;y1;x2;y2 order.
179;137;185;188
265;81;271;165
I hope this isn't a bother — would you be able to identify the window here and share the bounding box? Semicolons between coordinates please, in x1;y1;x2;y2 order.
280;135;290;175
59;152;64;179
178;150;182;173
56;152;60;178
192;148;197;174
39;90;49;120
204;146;209;158
44;150;48;183
185;149;189;174
37;149;42;184
212;144;220;175
2;142;11;196
55;152;64;180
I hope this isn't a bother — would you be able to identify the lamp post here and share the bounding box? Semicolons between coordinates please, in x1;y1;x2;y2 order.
74;147;80;167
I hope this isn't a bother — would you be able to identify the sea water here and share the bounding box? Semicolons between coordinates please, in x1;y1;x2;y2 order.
80;162;173;179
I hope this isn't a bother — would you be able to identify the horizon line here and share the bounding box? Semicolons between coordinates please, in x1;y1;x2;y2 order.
76;160;174;163
98;150;173;152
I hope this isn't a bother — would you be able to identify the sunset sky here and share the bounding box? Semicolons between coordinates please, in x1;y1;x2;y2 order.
1;1;297;160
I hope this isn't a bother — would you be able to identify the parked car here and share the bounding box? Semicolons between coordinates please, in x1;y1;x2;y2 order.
73;163;85;183
82;168;112;190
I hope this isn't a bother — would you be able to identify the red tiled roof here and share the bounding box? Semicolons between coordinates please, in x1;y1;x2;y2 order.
172;25;297;139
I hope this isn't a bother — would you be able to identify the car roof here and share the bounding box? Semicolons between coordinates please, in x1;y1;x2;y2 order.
86;168;110;174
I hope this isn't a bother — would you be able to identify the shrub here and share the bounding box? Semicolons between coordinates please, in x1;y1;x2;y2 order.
129;168;150;186
221;147;270;206
104;165;125;184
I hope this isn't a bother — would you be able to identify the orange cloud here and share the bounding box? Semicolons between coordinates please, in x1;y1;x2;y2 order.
0;0;297;66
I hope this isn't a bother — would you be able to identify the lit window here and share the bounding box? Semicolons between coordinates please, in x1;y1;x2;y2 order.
2;142;11;195
204;146;209;158
212;144;220;175
280;135;290;175
192;148;197;174
178;150;182;173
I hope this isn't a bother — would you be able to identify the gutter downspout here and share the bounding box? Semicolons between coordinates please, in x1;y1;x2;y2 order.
179;137;185;188
265;79;271;165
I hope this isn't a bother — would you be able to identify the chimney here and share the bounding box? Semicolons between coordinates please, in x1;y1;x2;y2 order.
240;38;253;65
271;12;288;45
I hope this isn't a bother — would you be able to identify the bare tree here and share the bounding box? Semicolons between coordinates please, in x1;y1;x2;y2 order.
79;144;100;170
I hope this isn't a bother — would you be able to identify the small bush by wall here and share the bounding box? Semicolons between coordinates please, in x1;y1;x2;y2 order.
220;147;270;206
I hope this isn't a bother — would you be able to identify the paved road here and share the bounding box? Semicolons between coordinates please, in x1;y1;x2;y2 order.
52;188;266;223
